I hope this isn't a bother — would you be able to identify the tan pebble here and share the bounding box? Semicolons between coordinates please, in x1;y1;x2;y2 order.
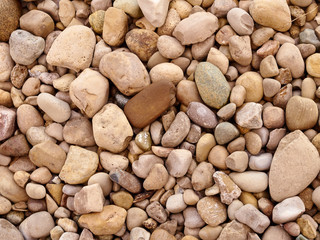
26;183;46;199
217;219;251;239
150;228;175;240
59;0;75;26
229;35;252;66
297;44;316;59
30;167;52;184
210;0;236;17
74;184;104;214
137;0;169;27
306;2;318;21
88;172;112;196
230;85;246;107
263;106;285;129
17;104;44;134
226;151;248;172
170;0;192;19
263;78;281;98
166;193;187;213
256;40;280;58
157;8;180;36
227;136;245;153
236;71;263;102
157;35;185;59
13;170;30;188
183;189;199;205
208;145;228;170
195;133;215;162
199;225;222;240
230;171;268;193
235;102;263;129
251;27;275;47
150;63;184;85
227;200;244;220
191;35;215;61
227;8;254;35
147;51;169;69
192;162;214;191
143;164;169;190
297;215;317;239
206;47;229;74
197;196;227;226
0;196;11;215
262;225;292;239
0;43;14;82
283;222;300;237
260;55;279;78
215;25;236;46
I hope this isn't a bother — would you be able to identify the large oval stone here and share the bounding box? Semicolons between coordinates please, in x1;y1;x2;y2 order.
0;219;23;240
124;81;176;128
197;196;227;226
0;0;21;42
269;130;320;202
46;25;96;72
195;62;231;109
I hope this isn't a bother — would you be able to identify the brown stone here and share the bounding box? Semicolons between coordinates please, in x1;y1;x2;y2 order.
124;81;176;128
0;135;30;157
109;169;142;194
0;0;21;42
0;106;16;141
197;196;227;226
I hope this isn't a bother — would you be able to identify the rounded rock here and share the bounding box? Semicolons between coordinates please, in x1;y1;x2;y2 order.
197;197;227;226
157;35;185;59
0;0;21;42
227;8;254;35
306;53;320;78
214;122;240;145
150;63;184;85
229;171;268;193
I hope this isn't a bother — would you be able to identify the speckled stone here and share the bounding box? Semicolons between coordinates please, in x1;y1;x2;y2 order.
300;29;320;48
0;0;21;42
214;122;240;145
195;62;231;109
197;196;227;226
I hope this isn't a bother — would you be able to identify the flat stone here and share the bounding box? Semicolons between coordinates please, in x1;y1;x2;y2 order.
197;196;227;226
195;62;231;109
99;51;150;96
124;81;176;128
235;102;263;129
0;219;23;240
0;106;16;141
29;141;66;174
74;184;104;214
109;169;142;194
78;205;127;235
187;102;218;128
93;103;133;153
214;122;239;145
166;149;192;178
235;204;270;234
217;220;250;240
46;25;96;72
272;196;305;224
269;130;320;202
173;12;218;45
229;171;268;193
0;134;30;157
59;146;99;184
137;0;169;27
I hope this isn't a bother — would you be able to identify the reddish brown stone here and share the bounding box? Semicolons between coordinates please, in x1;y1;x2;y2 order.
124;81;176;128
0;135;30;157
0;106;16;141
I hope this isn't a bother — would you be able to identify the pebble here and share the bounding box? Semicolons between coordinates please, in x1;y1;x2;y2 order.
109;169;142;193
186;102;218;128
111;190;133;209
197;196;227;226
88;10;104;34
249;153;273;171
206;47;229;75
74;184;104;214
58;0;75;26
146;201;167;223
214;122;240;145
235;102;263;129
286;96;318;131
263;78;281;98
26;182;46;199
192;162;214;191
0;0;21;42
217;103;236;121
272;196;305;224
262;225;292;240
150;63;184;85
143;164;169;190
227;200;243;220
306;53;320;77
251;27;275;47
46;25;96;72
157;35;184;59
9;30;45;66
0;134;30;157
211;0;236;17
99;51;150;96
78;205;127;235
0;195;11;215
137;0;169;27
269;130;320;202
59;146;98;184
196;133;216;162
230;85;246;107
260;55;279;78
69;68;109;118
236;71;263;103
199;226;222;240
229;35;252;66
173;12;218;45
217;220;250;239
166;193;187;213
184;207;205;228
93;103;133;153
195;62;231;109
0;43;14;82
130;227;151;240
0;106;16;141
297;215;317;239
166;149;192;177
227;8;254;35
177;80;203;106
59;232;79;240
150;229;175;240
17;104;43;134
20;211;55;239
300;29;320;48
226;151;248;172
230;171;268;193
0;219;23;240
132;154;163;178
235;204;270;234
249;0;291;32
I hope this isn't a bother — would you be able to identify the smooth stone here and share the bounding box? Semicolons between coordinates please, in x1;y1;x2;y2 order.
211;0;236;17
88;172;112;196
69;68;109;118
249;153;273;171
306;53;320;77
166;193;187;213
197;196;227;226
300;29;320;48
9;30;45;66
124;81;176;128
236;204;270;234
236;71;263;103
286;96;318;131
229;35;252;66
229;171;268;193
166;149;192;177
184;207;206;228
262;225;292;240
109;169;142;193
0;135;30;157
100;151;129;172
173;12;218;45
27;126;56;146
114;0;142;18
93;103;133;153
272;196;305;224
269;130;320;202
29;141;66;174
132;154;163;178
150;62;183;85
161;111;190;147
192;162;215;191
226;151;249;172
263;78;281;98
0;196;11;214
135;131;152;151
143;163;169;190
235;102;263;129
78;205;127;235
17;104;43;134
150;229;175;240
217;103;236;121
214;122;239;145
217;220;250;240
99;51;150;96
59;146;99;184
74;184;104;214
157;35;185;59
137;0;169;27
0;0;21;42
146;201;167;224
130;227;151;240
0;106;16;141
0;43;14;82
26;183;46;199
0;166;28;203
0;219;23;240
187;102;218;128
37;93;71;123
249;0;291;32
227;8;254;35
46;25;96;72
89;10;105;34
111;190;133;209
195;62;231;109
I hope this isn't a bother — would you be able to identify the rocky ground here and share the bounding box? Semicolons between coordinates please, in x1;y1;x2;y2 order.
1;0;320;239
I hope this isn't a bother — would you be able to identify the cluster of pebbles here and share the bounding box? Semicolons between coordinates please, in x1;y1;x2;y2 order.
2;0;320;239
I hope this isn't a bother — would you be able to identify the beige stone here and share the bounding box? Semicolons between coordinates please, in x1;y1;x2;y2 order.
0;196;12;215
192;162;215;191
229;35;252;66
0;43;14;82
74;184;104;214
137;0;169;27
157;35;185;59
197;196;227;226
227;8;254;35
306;53;320;77
143;164;169;190
150;63;184;85
207;47;229;74
17;104;43;134
59;0;75;26
230;171;268;193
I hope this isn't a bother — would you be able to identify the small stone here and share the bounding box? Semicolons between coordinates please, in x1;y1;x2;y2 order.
0;219;23;240
269;130;320;202
195;62;231;109
59;232;79;240
132;155;163;179
137;0;169;27
135;131;152;151
197;196;227;226
235;102;263;129
173;12;218;45
89;10;105;34
109;169;142;194
187;102;217;128
249;0;291;32
59;146;99;184
100;51;150;96
300;29;320;48
177;80;202;106
0;135;30;157
166;149;192;178
0;195;11;215
69;68;109;118
130;227;151;240
29;141;66;174
260;55;279;78
37;93;71;123
150;229;175;240
207;47;229;75
17;104;43;134
111;190;133;210
143;164;168;190
184;207;205;228
284;222;300;237
235;204;270;234
146;201;167;223
229;35;252;66
9;30;45;66
230;171;268;193
78;205;127;235
26;182;46;199
0;0;21;42
262;225;292;240
226;151;248;172
297;216;317;239
46;25;96;72
192;162;215;191
263;78;281;98
93;103;133;153
0;43;14;82
114;0;142;18
214;122;240;145
150;62;184;85
306;53;320;77
74;184;104;214
0;106;16;141
157;35;185;59
249;153;273;171
272;196;305;224
236;72;263;103
217;220;250;240
227;8;254;35
58;0;75;26
217;103;236;121
166;193;187;213
196;133;216;162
